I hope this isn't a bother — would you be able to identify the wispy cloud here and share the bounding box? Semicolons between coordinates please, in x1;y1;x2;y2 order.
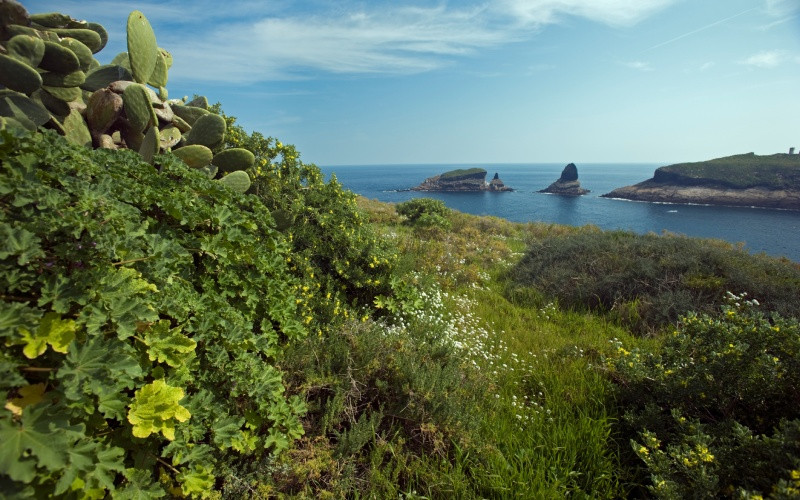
740;50;799;68
25;0;680;83
621;61;653;71
699;61;715;71
497;0;678;28
765;0;800;17
643;7;756;53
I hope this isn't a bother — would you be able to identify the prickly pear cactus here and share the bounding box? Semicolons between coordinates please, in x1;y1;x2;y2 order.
1;1;258;190
218;170;252;193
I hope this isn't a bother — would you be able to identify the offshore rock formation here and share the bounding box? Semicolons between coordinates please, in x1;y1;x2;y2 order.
411;168;513;192
602;153;800;210
539;163;589;196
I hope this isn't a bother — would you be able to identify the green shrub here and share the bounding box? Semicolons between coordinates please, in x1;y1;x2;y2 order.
0;128;306;497
510;230;800;333
224;120;396;334
609;293;800;498
396;198;452;230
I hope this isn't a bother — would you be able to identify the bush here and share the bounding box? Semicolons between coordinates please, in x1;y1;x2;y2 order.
396;198;452;230
223;119;396;334
510;230;800;333
609;293;800;498
0;128;307;496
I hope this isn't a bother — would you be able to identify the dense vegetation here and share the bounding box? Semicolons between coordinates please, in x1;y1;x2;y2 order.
510;229;800;333
2;4;800;499
654;153;800;189
439;167;487;179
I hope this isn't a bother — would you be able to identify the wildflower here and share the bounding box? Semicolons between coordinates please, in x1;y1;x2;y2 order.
638;446;649;456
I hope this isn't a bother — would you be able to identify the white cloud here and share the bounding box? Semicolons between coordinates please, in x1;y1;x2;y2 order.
765;0;800;16
26;0;680;83
740;50;798;68
621;60;653;71
496;0;679;27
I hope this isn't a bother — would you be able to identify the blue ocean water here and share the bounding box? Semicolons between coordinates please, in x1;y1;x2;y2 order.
320;163;800;262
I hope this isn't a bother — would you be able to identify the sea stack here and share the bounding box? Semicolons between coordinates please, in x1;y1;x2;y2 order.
539;163;589;195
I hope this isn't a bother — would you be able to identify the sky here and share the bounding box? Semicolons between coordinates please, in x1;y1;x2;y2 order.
23;0;800;165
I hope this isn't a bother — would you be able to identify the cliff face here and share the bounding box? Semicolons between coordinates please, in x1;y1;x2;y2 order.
411;168;513;192
539;163;589;196
602;153;800;210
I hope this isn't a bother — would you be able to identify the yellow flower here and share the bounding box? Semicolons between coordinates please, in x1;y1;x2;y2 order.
638;446;649;456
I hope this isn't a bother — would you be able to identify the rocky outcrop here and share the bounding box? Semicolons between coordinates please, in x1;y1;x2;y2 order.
411;168;513;192
539;163;589;196
602;153;800;210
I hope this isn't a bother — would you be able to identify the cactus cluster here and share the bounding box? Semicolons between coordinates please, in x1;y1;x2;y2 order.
0;1;253;193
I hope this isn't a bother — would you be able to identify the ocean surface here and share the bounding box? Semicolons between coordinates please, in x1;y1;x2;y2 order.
319;163;800;262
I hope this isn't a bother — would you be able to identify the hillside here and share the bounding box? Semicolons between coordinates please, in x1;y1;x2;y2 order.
603;153;800;209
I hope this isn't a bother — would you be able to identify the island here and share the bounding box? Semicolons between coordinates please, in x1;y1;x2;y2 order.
601;153;800;210
411;168;513;192
539;163;589;196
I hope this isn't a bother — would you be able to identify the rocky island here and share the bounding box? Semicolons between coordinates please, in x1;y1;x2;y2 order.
539;163;589;196
602;153;800;210
411;168;513;192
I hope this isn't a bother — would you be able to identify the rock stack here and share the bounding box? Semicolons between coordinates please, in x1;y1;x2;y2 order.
539;163;589;196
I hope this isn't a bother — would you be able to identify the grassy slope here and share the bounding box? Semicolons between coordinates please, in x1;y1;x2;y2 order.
655;153;800;189
439;167;487;180
356;197;655;497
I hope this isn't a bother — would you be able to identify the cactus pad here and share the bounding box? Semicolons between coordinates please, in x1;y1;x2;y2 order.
147;50;169;88
86;89;123;133
29;12;74;28
86;22;108;52
139;125;160;164
173;144;213;168
186;113;226;149
41;85;82;102
63;108;92;147
123;83;157;133
218;170;251;193
81;65;133;91
212;148;255;173
172;104;209;125
126;10;158;84
186;95;209;109
0;54;43;94
41;69;86;88
0;93;51;127
46;28;103;53
39;40;81;73
59;38;94;71
6;35;45;67
158;125;182;149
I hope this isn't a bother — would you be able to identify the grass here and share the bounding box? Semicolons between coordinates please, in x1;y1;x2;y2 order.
655;152;800;189
439;167;488;180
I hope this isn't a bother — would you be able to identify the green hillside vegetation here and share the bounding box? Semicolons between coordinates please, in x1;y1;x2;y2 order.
3;5;800;499
655;153;800;189
439;167;487;180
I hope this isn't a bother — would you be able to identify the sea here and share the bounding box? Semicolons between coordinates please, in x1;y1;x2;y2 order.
319;163;800;262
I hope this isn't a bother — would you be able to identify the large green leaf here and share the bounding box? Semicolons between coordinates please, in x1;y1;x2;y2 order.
17;312;76;359
142;320;196;367
0;404;78;482
127;379;190;440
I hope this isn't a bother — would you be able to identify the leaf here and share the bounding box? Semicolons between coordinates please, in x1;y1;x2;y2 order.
263;427;290;454
96;267;159;339
0;404;74;482
177;465;215;498
211;415;243;449
57;336;141;406
18;313;76;359
116;468;166;499
0;302;40;340
4;383;46;416
38;274;83;313
127;379;190;441
0;223;44;265
142;320;196;367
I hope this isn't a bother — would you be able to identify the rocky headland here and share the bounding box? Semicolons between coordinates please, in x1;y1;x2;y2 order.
602;153;800;210
411;168;513;192
539;163;589;196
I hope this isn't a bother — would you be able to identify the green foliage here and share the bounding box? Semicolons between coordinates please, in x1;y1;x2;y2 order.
439;167;486;179
0;128;306;496
656;152;800;190
396;197;452;230
609;294;800;498
223;119;395;333
510;229;800;333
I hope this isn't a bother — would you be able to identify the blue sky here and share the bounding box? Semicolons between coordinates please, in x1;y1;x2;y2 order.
25;0;800;165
